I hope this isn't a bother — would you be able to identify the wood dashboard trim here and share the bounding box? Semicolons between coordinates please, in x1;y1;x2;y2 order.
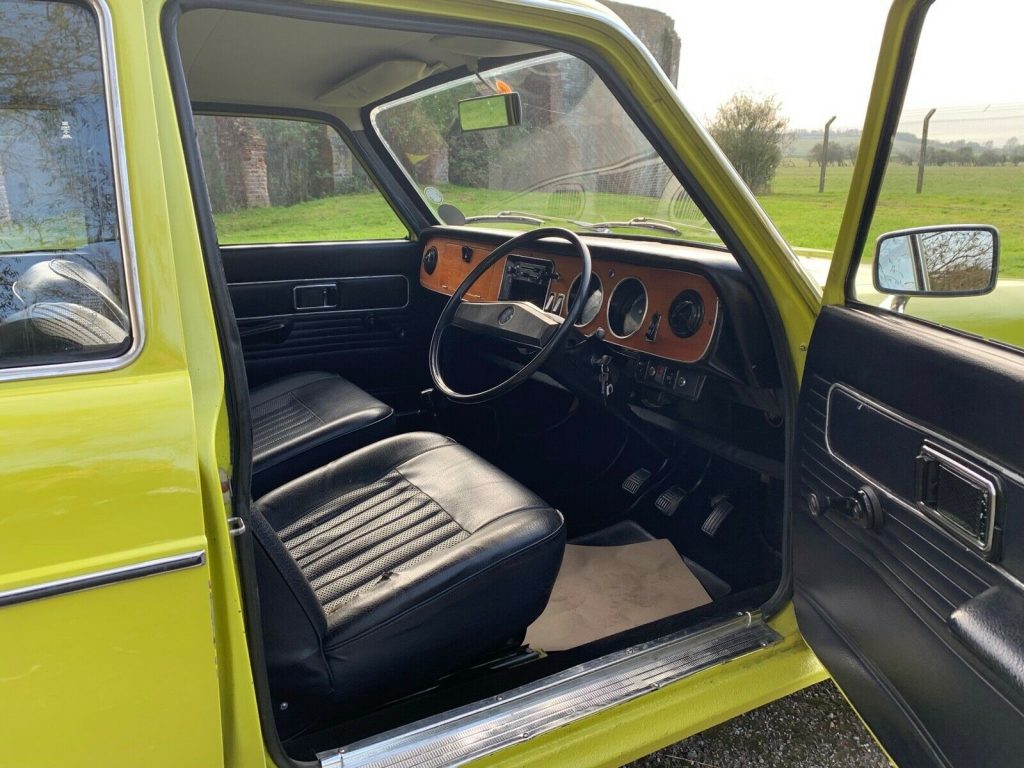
421;236;720;364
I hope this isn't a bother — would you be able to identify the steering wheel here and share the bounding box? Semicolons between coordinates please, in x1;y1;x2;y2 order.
429;227;592;404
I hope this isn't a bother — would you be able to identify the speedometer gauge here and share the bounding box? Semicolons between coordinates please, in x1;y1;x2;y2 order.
607;278;648;338
567;273;603;326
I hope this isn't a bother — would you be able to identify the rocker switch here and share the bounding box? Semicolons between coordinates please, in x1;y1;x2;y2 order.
645;312;661;342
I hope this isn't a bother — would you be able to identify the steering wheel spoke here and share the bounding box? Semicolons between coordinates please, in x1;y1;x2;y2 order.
452;300;563;349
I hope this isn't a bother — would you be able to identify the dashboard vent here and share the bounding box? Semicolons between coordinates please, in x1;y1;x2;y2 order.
423;246;438;275
667;290;704;338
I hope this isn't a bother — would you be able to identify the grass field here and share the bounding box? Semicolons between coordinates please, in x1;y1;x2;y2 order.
765;162;1024;275
213;162;1024;276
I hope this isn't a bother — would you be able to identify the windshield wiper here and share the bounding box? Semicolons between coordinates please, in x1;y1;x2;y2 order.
577;216;682;236
463;210;545;225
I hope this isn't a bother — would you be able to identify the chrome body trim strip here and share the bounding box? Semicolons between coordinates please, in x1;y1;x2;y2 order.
0;0;145;383
318;614;779;768
0;551;206;609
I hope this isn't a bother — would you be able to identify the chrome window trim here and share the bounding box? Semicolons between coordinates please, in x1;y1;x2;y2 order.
0;551;205;609
318;613;780;768
0;0;145;384
218;238;414;250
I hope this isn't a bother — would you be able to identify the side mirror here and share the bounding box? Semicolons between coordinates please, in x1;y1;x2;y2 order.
874;225;999;297
458;92;522;132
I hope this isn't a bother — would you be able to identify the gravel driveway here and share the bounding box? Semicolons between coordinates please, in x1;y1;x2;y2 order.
626;681;890;768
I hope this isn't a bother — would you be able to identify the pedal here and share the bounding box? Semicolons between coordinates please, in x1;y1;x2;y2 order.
621;468;652;495
655;485;687;516
702;494;734;536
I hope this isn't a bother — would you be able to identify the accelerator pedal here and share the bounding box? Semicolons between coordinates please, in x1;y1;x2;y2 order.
702;494;735;537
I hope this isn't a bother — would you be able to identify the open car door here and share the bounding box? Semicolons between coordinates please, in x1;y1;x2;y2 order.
793;1;1024;766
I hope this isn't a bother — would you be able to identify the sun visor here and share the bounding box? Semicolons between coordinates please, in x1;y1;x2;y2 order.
429;35;548;59
317;59;444;107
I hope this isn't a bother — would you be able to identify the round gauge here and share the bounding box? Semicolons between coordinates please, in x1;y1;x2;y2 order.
566;273;604;327
667;290;704;338
607;277;648;338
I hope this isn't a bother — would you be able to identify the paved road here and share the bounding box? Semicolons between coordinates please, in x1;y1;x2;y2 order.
627;681;890;768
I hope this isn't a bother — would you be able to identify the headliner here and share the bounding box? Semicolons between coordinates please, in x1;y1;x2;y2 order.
178;8;548;125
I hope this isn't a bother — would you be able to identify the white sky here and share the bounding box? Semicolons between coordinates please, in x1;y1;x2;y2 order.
624;0;1024;138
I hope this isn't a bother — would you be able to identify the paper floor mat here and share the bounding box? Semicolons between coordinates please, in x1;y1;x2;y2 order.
524;539;712;652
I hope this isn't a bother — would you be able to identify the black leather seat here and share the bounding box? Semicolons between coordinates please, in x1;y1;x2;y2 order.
250;371;395;496
251;432;565;727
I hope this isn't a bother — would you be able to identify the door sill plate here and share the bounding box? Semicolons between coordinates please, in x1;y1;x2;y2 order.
318;613;780;768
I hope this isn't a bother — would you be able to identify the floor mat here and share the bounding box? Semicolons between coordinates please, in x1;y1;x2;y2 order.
525;539;712;652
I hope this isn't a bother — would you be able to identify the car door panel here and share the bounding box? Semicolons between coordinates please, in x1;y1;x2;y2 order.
221;240;436;393
794;305;1024;767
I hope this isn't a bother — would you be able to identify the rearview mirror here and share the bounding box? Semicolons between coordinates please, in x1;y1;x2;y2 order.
874;225;999;297
458;92;522;132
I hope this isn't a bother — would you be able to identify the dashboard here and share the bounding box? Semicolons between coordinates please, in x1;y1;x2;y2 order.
419;230;783;476
420;235;721;366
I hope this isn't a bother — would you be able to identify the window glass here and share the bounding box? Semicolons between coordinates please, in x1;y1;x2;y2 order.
372;53;724;248
194;116;407;244
851;0;1024;350
604;0;889;275
0;0;133;370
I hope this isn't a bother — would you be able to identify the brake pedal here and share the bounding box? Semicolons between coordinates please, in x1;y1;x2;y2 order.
702;494;734;536
655;485;687;516
622;468;652;495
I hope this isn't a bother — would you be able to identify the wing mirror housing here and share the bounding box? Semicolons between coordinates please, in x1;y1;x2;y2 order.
458;92;522;132
874;225;999;297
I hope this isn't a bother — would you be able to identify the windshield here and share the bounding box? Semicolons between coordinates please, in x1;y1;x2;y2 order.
371;53;723;247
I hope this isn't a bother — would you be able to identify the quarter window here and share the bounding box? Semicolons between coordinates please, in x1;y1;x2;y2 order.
194;115;408;244
0;0;134;371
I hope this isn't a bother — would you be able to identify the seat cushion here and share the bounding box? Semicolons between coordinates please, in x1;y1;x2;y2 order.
252;432;565;718
250;371;395;496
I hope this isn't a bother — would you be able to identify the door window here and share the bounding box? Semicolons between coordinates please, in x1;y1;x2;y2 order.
850;0;1023;350
0;0;135;371
194;115;408;244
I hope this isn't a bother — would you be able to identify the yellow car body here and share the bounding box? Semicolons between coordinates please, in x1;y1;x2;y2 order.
0;0;990;766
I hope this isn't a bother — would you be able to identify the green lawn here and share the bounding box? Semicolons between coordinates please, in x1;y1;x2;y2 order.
212;162;1024;276
765;163;1024;276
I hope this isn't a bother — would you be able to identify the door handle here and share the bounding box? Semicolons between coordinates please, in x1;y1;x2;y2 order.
294;283;339;310
915;441;998;554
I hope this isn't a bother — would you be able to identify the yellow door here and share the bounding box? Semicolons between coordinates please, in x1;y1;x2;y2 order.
0;0;225;764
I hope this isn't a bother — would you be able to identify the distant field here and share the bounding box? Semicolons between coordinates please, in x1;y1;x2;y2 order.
765;162;1024;276
213;162;1023;277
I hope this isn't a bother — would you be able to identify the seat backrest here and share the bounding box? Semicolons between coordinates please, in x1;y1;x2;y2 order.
13;258;129;327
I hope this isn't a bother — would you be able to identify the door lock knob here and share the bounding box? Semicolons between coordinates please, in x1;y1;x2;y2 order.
828;486;883;530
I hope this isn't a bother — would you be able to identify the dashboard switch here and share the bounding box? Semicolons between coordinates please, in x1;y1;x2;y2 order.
645;312;661;342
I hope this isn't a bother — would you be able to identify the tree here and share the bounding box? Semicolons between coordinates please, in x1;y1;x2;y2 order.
707;94;789;193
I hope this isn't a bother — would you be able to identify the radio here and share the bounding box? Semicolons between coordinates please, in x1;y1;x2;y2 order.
499;255;554;308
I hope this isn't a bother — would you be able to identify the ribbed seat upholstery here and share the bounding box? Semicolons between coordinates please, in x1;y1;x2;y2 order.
250;371;395;496
251;432;565;728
